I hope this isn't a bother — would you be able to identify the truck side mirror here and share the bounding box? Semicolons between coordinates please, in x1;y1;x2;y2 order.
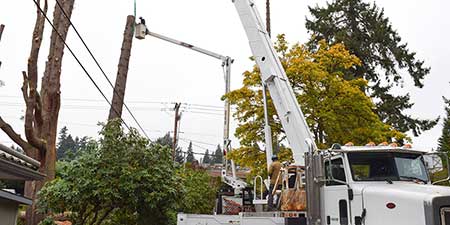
424;153;450;185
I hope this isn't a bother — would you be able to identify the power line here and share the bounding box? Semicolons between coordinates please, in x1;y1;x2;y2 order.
1;103;227;117
53;0;150;140
0;96;230;110
179;137;218;147
185;111;223;116
183;103;224;109
180;149;210;156
31;0;137;136
184;107;223;112
0;114;223;140
179;138;210;151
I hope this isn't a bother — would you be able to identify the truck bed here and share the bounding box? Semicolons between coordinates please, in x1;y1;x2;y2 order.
177;212;307;225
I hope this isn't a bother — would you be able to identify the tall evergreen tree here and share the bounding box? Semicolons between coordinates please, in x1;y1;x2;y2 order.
306;0;438;136
438;97;450;154
202;149;211;164
155;132;172;147
186;142;195;163
155;132;184;163
56;126;88;161
213;145;223;164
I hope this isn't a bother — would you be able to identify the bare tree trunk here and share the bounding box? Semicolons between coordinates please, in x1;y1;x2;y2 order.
40;0;74;180
0;0;74;222
266;0;271;37
108;15;135;120
0;24;4;70
27;0;75;224
0;1;74;224
24;179;45;225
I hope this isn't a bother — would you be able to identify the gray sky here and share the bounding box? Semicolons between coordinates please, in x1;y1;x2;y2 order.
0;0;449;156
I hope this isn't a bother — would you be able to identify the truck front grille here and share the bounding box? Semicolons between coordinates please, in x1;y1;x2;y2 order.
441;207;450;225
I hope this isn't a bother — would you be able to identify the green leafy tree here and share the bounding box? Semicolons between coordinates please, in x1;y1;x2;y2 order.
178;167;218;214
38;121;183;225
305;0;438;136
213;145;223;164
186;142;195;163
226;35;405;175
438;98;450;154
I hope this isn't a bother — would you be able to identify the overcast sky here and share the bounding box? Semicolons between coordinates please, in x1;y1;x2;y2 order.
1;0;449;156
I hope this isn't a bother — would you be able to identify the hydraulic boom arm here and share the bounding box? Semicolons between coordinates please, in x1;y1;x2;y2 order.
135;20;244;188
233;0;317;166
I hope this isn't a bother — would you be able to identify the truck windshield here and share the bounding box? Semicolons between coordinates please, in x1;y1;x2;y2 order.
347;152;429;183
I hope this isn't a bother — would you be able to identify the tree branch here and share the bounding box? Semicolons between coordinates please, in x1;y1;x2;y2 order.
88;205;100;225
0;116;34;154
95;207;114;225
22;71;46;152
34;91;43;133
22;0;47;152
80;206;94;225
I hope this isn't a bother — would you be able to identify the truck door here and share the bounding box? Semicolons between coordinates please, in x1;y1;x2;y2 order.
322;157;351;225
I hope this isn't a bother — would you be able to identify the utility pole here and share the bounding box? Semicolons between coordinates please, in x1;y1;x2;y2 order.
108;15;135;120
172;103;182;161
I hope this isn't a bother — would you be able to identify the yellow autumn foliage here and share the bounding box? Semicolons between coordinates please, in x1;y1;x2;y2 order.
226;35;407;176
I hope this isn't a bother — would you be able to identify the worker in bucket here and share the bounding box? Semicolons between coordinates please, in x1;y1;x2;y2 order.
267;155;282;211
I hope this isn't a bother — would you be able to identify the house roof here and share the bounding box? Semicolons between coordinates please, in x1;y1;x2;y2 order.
0;143;45;181
0;189;32;205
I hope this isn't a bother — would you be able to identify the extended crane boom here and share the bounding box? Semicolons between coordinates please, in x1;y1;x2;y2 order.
177;2;450;225
145;31;229;62
233;0;316;166
135;20;245;189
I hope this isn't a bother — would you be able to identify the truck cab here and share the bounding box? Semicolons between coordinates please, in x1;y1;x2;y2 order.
320;144;450;225
177;1;450;224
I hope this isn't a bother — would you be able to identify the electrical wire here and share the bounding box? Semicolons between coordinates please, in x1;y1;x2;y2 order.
24;1;236;142
179;138;209;151
179;137;217;147
31;0;136;134
53;0;150;140
1;102;226;119
0;96;228;110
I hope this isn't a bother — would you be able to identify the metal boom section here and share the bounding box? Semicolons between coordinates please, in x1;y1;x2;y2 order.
233;0;317;165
